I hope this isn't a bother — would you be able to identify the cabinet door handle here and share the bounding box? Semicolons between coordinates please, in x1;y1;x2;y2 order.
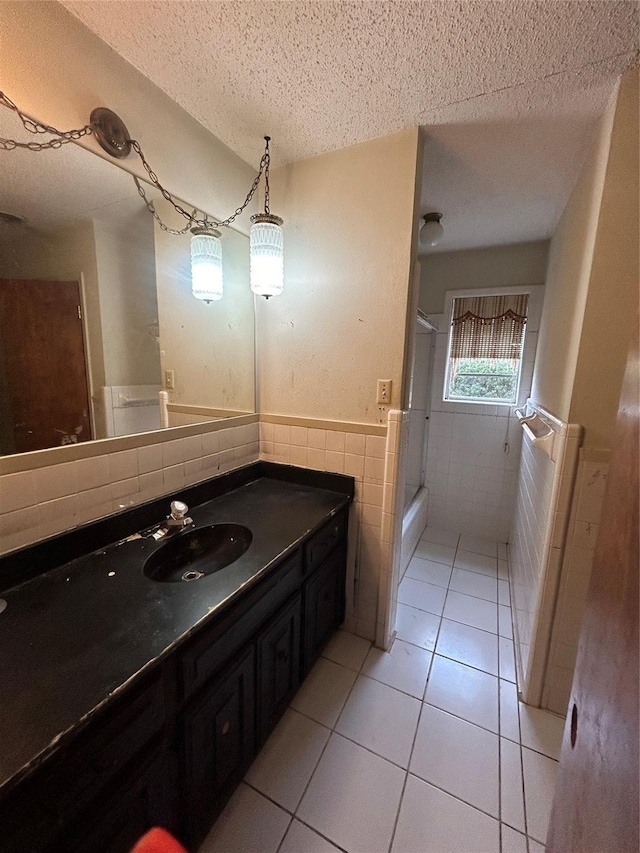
222;720;231;736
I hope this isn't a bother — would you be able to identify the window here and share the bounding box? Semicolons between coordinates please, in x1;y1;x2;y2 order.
443;292;529;405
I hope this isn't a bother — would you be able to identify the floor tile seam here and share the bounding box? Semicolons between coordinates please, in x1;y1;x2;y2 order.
404;770;502;824
404;571;451;591
405;576;501;612
439;614;502;639
438;610;499;636
326;726;413;773
355;668;429;702
387;689;434;853
250;780;351;853
430;648;499;680
452;564;499;579
521;744;559;765
414;554;456;568
422;699;500;738
397;600;444;619
419;572;452;702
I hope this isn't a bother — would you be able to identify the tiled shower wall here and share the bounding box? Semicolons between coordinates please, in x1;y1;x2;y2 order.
0;421;260;556
543;449;610;714
423;313;538;542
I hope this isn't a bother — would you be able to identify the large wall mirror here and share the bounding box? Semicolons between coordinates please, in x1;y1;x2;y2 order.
0;108;255;457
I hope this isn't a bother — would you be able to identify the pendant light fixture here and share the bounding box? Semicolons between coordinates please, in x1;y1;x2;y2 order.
420;212;444;247
190;226;223;302
250;137;284;299
1;94;288;302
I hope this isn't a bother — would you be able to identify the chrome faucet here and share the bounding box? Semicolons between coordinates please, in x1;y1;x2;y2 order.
164;500;193;530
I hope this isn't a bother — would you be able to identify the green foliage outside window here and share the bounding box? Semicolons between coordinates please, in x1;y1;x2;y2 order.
448;358;518;402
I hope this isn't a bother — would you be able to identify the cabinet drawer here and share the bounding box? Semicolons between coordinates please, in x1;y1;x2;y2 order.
181;646;255;848
304;511;346;575
256;593;302;744
303;546;346;672
180;551;301;701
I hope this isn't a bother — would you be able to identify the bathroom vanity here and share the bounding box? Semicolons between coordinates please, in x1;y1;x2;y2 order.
0;462;353;852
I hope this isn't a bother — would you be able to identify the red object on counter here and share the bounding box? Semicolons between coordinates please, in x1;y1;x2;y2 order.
130;827;188;853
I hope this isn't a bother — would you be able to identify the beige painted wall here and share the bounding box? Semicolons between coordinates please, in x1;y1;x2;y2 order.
0;1;257;230
568;70;639;448
530;85;618;423
257;128;421;425
419;240;549;315
92;202;161;387
154;200;255;413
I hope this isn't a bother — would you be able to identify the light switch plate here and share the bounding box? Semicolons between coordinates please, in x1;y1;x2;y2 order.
377;379;392;404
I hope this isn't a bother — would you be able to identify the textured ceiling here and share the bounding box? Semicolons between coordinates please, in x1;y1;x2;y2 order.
56;1;640;249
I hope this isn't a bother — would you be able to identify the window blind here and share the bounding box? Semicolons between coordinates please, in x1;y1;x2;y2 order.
450;294;528;360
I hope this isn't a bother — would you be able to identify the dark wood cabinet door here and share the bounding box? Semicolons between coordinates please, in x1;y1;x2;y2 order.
303;546;346;672
181;645;255;848
256;593;302;744
60;746;178;853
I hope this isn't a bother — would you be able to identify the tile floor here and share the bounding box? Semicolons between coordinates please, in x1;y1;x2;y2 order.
199;526;565;853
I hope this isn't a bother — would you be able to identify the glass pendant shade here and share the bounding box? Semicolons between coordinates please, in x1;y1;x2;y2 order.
190;227;223;302
250;213;284;298
419;213;444;247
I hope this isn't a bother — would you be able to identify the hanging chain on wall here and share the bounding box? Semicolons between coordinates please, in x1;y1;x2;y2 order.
0;92;274;234
0;91;92;150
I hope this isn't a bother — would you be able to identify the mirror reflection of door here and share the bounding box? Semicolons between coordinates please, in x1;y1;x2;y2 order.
0;278;92;453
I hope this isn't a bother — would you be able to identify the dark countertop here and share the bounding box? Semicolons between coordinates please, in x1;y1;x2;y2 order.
0;474;350;795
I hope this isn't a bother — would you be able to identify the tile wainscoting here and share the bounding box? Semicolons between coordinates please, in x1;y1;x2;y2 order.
508;403;581;707
543;448;610;714
1;412;406;651
260;412;407;648
0;420;260;556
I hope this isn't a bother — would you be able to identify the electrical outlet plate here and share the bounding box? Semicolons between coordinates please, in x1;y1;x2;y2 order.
377;379;392;404
164;369;175;391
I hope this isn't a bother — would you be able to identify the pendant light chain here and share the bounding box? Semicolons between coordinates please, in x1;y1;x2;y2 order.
130;137;271;232
0;91;273;234
263;136;271;215
0;91;92;150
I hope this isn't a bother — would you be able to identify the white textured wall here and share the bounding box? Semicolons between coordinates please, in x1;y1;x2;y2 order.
154;200;255;414
543;451;609;713
257;129;420;425
420;241;549;316
92;203;161;387
530;86;617;423
0;1;257;230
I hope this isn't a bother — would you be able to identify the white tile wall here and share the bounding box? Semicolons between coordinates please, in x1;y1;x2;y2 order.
543;451;610;714
423;315;538;542
0;422;260;556
260;415;404;647
508;403;581;705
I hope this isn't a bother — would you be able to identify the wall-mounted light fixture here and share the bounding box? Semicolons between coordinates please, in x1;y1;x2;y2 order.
420;212;444;247
0;92;286;301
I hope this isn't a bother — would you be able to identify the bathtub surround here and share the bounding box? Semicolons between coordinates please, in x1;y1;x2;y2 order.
422;284;543;543
508;403;581;706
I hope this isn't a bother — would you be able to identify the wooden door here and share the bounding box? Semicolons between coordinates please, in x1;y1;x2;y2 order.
546;315;639;852
0;279;92;453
